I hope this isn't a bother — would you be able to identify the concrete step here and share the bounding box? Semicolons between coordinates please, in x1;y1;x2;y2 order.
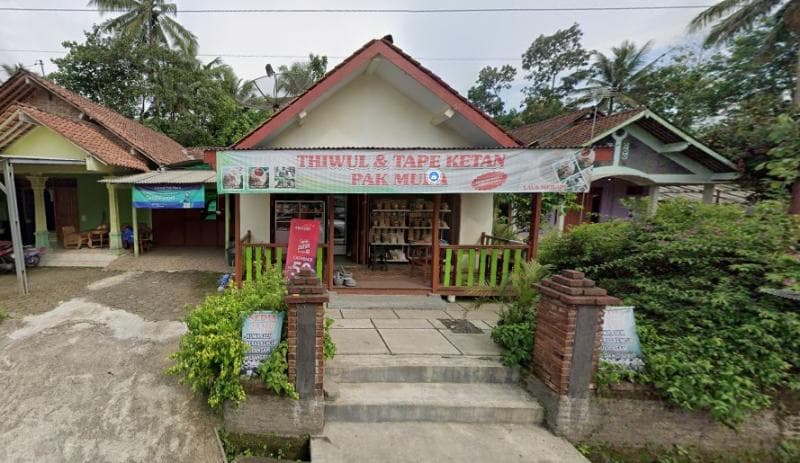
311;422;589;463
325;382;544;425
327;354;518;384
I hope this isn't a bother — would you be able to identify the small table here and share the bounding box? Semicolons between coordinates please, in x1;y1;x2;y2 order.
88;229;109;248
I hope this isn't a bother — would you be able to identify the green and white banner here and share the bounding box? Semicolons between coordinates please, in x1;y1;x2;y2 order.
217;149;593;194
132;184;205;209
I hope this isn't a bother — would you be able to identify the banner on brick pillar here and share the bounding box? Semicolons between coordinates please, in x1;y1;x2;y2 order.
601;306;644;370
284;218;321;281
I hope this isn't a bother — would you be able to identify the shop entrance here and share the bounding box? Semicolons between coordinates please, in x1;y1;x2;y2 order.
329;194;459;292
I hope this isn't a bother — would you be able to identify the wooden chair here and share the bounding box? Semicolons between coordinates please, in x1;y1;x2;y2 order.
138;223;153;252
62;226;87;249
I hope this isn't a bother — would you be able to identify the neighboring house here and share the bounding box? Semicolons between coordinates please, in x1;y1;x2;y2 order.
510;107;739;227
0;69;225;251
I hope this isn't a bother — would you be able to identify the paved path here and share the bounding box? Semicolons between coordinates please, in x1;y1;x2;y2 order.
0;270;221;463
328;301;504;356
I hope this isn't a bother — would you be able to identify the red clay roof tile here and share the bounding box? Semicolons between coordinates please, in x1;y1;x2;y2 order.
9;103;149;171
17;70;188;166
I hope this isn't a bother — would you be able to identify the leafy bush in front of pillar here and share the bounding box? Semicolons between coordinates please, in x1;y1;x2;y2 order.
168;272;287;411
491;260;550;367
538;199;800;424
257;341;299;399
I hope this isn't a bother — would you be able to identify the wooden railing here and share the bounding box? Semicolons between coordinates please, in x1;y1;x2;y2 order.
242;242;327;283
437;244;528;296
479;232;526;246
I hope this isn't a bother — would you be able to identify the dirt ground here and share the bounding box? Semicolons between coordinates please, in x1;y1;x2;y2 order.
0;268;222;462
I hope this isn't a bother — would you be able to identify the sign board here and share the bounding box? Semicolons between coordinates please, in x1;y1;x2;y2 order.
241;310;285;376
284;218;321;280
132;184;205;209
217;149;593;194
601;306;645;370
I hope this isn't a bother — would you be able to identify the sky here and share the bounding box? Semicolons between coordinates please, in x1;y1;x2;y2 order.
0;0;714;108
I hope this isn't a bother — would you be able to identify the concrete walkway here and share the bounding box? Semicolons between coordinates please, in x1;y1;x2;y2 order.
327;301;503;356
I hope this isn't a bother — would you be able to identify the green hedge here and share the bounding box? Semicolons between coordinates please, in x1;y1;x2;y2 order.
538;199;800;424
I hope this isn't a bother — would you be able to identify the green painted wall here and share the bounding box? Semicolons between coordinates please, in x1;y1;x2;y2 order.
118;187;133;226
76;175;108;229
3;126;87;159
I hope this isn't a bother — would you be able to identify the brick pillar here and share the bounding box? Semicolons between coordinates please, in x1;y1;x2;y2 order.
532;270;619;398
285;268;328;399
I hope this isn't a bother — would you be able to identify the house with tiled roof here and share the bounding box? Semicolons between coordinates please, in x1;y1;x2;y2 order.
0;69;200;250
207;36;593;296
510;107;739;228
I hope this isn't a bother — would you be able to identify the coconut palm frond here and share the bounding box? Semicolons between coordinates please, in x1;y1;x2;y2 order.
689;0;785;45
89;0;195;53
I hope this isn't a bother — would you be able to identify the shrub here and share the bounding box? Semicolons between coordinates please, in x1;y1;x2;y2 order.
539;199;800;424
257;341;298;399
168;272;287;411
0;307;7;323
491;260;550;367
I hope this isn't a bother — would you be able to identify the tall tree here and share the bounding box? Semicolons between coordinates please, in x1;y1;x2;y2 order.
89;0;197;53
579;40;663;113
521;23;591;96
467;65;517;117
690;0;800;213
51;29;264;146
275;54;328;97
520;23;591;123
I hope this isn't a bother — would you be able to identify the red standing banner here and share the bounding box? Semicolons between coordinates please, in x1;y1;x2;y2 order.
284;218;321;280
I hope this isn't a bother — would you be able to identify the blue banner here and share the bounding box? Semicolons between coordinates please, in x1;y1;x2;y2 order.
132;184;205;209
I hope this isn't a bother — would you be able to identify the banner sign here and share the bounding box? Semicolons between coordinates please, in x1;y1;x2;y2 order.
601;306;645;370
217;149;593;194
241;310;285;376
284;218;321;280
132;184;205;209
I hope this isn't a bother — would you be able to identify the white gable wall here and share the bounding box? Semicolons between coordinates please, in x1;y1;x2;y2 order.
265;74;473;148
241;73;495;243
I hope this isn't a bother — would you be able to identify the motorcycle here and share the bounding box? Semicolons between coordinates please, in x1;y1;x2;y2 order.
0;240;46;272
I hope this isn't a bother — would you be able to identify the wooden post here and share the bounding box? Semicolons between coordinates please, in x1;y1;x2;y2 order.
326;194;334;289
234;195;242;287
431;194;441;292
528;193;542;261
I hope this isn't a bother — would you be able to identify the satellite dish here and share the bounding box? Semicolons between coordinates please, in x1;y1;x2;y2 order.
236;64;292;111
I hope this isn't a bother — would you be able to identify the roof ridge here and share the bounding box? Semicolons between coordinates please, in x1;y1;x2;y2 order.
10;102;149;171
16;69;188;166
233;36;521;148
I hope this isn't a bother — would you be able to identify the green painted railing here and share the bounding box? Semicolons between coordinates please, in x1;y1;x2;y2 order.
438;244;528;295
242;242;326;283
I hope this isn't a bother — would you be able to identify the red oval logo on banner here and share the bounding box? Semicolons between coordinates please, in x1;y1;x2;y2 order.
471;171;508;191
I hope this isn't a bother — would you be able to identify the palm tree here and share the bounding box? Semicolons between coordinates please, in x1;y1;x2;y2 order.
275;54;329;98
690;1;800;213
88;0;197;53
578;40;663;113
